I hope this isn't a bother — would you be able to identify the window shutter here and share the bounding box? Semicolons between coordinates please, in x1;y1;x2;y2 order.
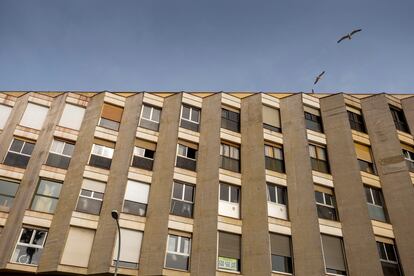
59;104;85;130
124;180;149;204
304;106;320;116
113;229;143;263
135;139;156;151
82;178;106;193
61;227;95;267
219;232;241;259
354;143;372;162
321;235;346;272
20;103;49;130
270;233;291;257
101;103;123;122
263;106;280;128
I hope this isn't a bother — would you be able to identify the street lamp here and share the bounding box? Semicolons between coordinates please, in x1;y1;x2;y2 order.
111;210;121;276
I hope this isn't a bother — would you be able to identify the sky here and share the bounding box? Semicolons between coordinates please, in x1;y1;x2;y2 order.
0;0;413;93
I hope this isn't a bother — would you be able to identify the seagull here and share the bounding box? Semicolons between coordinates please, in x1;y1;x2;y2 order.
314;71;325;85
337;29;362;43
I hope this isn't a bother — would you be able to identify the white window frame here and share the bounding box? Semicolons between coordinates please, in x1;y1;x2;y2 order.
403;149;414;162
377;242;399;265
366;186;383;208
133;146;154;161
180;105;200;124
91;144;114;159
78;189;103;202
11;227;48;266
267;184;288;220
267;184;286;205
165;234;191;271
315;191;336;209
49;140;74;158
7;139;34;157
140;105;161;123
219;183;240;219
172;182;194;204
220;144;240;160
177;144;197;161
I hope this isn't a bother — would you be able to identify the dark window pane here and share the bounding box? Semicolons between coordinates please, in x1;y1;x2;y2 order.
10;139;24;152
187;148;197;159
20;228;33;243
315;191;324;204
76;197;102;215
317;205;337;221
123;200;147;216
62;143;75;156
89;155;112;170
182;106;190;119
365;187;373;204
32;230;47;245
277;187;286;205
176;156;197;171
21;142;35;155
113;260;138;269
184;185;194;202
139;119;159;131
99;118;120;131
93;191;104;200
170;199;193;218
367;204;387;222
12;245;43;265
132;156;153;170
377;242;387;260
385;244;397;262
191;109;200;122
165;253;189;271
359;159;376;174
372;188;383;206
0;179;19;197
267;185;276;203
4;152;30;168
180;119;199;132
221;156;240;173
271;255;293;273
265;157;285;173
173;183;183;199
80;189;92;197
46;153;71;169
144;149;155;159
230;186;239;203
0;195;14;207
381;261;402;276
220;183;229;201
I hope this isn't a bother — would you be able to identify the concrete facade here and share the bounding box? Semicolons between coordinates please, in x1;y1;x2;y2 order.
0;91;413;276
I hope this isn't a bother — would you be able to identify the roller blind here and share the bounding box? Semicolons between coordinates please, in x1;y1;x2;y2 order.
61;227;95;267
270;233;291;257
321;234;346;272
82;178;106;193
135;139;156;151
124;180;149;204
401;143;414;152
93;138;116;148
304;106;320;116
113;228;143;263
20;103;49;130
219;232;241;259
0;104;12;129
59;104;85;130
263;106;280;128
101;103;123;122
354;143;372;162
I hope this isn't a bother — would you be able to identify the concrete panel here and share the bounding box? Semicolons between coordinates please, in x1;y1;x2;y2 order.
320;94;383;276
240;94;271;276
0;93;67;268
139;93;182;276
362;94;414;276
88;94;143;274
38;93;104;272
401;96;414;135
190;94;222;276
280;94;325;276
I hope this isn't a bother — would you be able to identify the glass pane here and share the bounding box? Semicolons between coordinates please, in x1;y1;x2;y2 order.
365;187;373;204
165;253;189;271
0;195;14;207
276;186;286;205
22;142;35;155
180;237;190;254
317;147;327;160
381;261;402;276
274;148;283;160
377;242;387;260
231;147;239;159
0;179;19;196
171;199;193;218
142;105;151;119
230;186;239;203
20;228;34;244
177;145;186;156
37;180;62;197
50;140;64;153
187;148;197;159
168;235;178;252
123;200;147;216
10;139;24;152
152;108;161;122
272;255;293;273
309;145;317;158
325;194;333;206
32;230;47;246
372;189;383;206
385;244;397;262
93;191;104;200
62;143;75;156
315;191;324;204
173;182;183;199
31;196;58;213
220;183;229;201
80;189;92;197
12;244;43;265
182;106;190;119
184;185;194;202
368;204;387;222
267;185;276;203
76;197;102;215
92;144;103;155
144;149;154;159
191;108;199;122
264;145;273;157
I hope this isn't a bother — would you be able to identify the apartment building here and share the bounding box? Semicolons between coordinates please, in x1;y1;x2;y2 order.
0;91;413;276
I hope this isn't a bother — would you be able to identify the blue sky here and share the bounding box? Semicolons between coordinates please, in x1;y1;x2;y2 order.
0;0;413;93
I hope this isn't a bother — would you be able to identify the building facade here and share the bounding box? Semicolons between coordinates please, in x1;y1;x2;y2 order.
0;91;413;276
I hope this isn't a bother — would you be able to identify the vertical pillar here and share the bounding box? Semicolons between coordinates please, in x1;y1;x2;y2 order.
401;96;414;133
87;93;143;274
362;94;414;276
191;93;222;276
320;94;383;275
280;94;325;276
38;93;105;272
139;93;182;275
240;93;271;276
0;93;67;267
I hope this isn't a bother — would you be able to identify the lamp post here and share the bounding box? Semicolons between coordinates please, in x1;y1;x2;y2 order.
111;210;121;276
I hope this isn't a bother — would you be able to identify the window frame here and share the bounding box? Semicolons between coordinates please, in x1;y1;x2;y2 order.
76;188;104;215
11;227;48;266
180;104;200;124
266;183;287;205
165;234;191;271
7;138;35;158
140;104;161;123
0;178;20;208
170;181;195;218
221;108;240;133
309;143;330;173
390;105;410;133
122;180;150;217
347;110;366;133
321;234;348;276
315;190;338;221
48;139;74;158
30;178;63;214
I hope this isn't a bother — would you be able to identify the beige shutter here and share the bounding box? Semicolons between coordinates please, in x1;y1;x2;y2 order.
263;105;280;128
270;233;291;257
354;143;372;162
304;106;320;116
219;232;241;259
101;103;123;122
61;227;95;267
135;139;157;151
321;234;346;272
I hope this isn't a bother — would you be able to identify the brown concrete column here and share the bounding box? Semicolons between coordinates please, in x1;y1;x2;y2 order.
0;93;67;267
190;93;222;276
87;93;143;274
401;96;414;134
38;93;105;272
320;94;383;276
362;94;414;276
240;93;271;276
139;93;182;276
0;93;30;160
280;94;325;276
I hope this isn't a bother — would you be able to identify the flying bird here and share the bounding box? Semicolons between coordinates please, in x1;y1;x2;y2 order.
337;29;362;43
314;71;325;85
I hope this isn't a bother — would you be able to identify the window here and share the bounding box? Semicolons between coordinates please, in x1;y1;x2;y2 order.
176;144;197;171
98;103;123;131
75;179;106;215
347;110;366;133
11;227;47;266
31;179;62;214
263;105;281;132
315;188;338;221
220;143;240;173
321;234;347;275
89;143;114;170
58;103;85;130
19;103;49;130
171;182;194;218
218;232;241;272
304;106;323;132
123;180;149;217
355;143;376;174
365;186;388;222
270;233;293;274
132;146;155;171
165;234;191;271
61;227;95;268
113;228;143;269
139;104;161;131
45;139;75;169
265;144;285;173
401;143;414;173
180;105;200;132
309;144;330;173
390;106;409;133
0;104;12;129
219;183;240;219
4;138;35;169
0;178;19;208
377;241;403;276
221;108;240;132
267;183;288;220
